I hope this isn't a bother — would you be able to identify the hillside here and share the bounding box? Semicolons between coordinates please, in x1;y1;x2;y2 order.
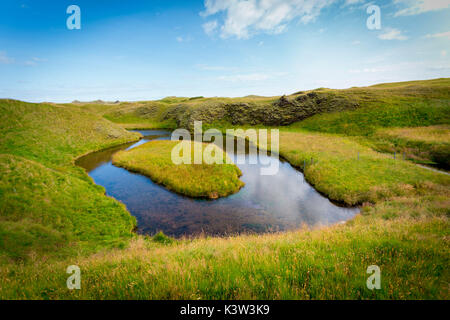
76;78;450;168
0;99;141;260
90;78;449;131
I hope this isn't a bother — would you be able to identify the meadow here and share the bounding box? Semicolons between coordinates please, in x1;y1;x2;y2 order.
0;79;449;299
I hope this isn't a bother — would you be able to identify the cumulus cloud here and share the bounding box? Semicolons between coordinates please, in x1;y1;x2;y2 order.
378;28;408;40
394;0;450;16
200;0;450;39
201;0;336;39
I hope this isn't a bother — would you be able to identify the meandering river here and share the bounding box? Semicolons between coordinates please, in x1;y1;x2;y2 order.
76;130;359;237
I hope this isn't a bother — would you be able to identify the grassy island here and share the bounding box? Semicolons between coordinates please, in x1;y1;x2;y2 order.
112;140;244;199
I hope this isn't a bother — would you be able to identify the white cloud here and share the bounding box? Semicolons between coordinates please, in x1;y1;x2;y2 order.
201;0;336;39
394;0;450;16
378;28;408;40
202;20;218;36
0;51;14;64
425;31;450;39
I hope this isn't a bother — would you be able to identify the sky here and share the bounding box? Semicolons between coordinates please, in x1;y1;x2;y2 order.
0;0;449;102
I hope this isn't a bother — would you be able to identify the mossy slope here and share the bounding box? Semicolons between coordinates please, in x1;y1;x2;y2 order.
0;99;141;261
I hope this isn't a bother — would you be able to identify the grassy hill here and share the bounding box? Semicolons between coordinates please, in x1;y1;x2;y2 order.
0;79;449;299
0;99;141;260
95;78;449;131
91;78;450;168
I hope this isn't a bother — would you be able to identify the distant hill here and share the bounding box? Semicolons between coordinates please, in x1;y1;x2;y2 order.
78;78;450;131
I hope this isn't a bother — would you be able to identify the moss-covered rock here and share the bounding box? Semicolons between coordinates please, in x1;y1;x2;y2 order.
175;91;359;129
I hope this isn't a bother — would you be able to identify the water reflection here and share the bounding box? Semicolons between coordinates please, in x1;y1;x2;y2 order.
76;130;359;237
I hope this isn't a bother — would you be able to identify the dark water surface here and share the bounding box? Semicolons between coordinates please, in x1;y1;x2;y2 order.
76;130;359;237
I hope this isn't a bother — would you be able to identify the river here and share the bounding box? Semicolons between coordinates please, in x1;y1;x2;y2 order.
76;130;359;237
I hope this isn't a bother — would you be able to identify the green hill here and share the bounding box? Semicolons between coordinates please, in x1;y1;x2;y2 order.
0;99;141;260
96;78;450;132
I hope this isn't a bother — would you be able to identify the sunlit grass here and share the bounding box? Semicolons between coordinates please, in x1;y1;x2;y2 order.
371;126;450;169
0;99;141;261
380;125;450;144
112;140;244;198
276;131;449;205
1;193;448;299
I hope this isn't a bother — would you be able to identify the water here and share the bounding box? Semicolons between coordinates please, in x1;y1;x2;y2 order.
76;130;359;237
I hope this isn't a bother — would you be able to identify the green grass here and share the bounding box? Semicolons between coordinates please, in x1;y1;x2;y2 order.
379;125;450;144
103;111;176;130
274;131;450;205
0;192;448;299
284;79;450;169
112;140;244;199
93;78;450;134
94;79;450;168
0;79;449;299
371;126;450;169
292;97;450;136
0;99;141;262
0;99;141;177
0;154;135;261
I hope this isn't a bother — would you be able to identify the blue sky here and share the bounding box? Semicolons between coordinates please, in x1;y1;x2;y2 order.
0;0;449;102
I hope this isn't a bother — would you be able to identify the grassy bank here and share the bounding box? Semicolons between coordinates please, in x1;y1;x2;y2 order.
1;150;448;298
112;141;244;199
275;131;449;205
0;79;449;299
0;99;141;261
371;126;450;170
1;209;448;299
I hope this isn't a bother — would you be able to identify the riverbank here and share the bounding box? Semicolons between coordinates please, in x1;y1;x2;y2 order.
0;99;142;260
